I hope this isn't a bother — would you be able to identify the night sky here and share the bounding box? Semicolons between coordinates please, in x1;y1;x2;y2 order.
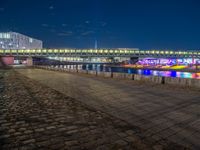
0;0;200;49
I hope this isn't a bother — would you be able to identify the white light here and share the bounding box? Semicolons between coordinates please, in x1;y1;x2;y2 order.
29;38;33;43
0;33;11;39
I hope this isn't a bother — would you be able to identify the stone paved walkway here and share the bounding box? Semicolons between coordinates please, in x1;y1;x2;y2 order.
0;69;186;150
16;68;200;150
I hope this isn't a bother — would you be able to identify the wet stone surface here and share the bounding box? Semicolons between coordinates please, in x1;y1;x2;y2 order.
0;69;187;150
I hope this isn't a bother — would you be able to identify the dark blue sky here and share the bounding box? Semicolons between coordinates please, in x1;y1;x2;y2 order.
0;0;200;49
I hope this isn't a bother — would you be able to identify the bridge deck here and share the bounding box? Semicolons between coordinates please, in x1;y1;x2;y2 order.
1;49;200;58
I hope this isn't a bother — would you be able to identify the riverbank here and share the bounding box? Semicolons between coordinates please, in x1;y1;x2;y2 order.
16;68;200;149
0;69;189;150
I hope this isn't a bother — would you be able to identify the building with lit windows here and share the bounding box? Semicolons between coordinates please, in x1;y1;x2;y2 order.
0;32;42;49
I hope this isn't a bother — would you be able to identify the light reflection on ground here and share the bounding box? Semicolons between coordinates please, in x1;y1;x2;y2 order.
57;65;200;79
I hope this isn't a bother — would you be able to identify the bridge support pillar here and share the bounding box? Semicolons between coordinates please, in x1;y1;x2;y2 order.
26;57;33;66
130;57;139;64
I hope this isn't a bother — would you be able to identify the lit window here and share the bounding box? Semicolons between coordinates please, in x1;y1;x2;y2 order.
29;38;33;43
25;49;30;53
71;49;75;53
82;49;87;53
30;49;35;53
48;49;53;53
11;50;17;53
7;34;10;38
5;50;10;53
54;49;58;53
42;49;47;53
18;50;24;53
60;49;64;53
75;49;80;53
65;49;70;53
140;51;144;54
0;33;10;39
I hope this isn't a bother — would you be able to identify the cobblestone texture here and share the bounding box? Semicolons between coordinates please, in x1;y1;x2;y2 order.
16;68;200;150
0;69;188;149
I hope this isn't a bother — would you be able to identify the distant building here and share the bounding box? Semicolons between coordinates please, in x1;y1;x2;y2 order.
0;32;43;49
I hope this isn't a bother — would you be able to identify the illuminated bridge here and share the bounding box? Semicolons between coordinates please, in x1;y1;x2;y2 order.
0;48;200;65
1;48;200;58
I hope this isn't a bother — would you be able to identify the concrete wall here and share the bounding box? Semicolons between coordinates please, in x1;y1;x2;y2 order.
112;72;133;80
88;70;97;76
134;75;163;84
113;72;125;79
0;56;14;65
26;57;33;66
164;77;200;88
104;72;112;78
78;70;87;74
191;79;200;88
36;66;200;89
97;72;111;78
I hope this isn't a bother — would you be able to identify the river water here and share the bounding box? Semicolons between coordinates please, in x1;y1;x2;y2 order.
54;64;200;79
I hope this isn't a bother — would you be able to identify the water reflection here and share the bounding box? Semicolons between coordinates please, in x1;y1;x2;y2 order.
60;64;200;79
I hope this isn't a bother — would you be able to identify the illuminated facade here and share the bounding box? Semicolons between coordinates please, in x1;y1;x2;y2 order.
0;32;42;49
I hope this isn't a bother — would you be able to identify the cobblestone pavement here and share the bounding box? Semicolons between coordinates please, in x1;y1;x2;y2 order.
16;68;200;150
0;69;187;150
